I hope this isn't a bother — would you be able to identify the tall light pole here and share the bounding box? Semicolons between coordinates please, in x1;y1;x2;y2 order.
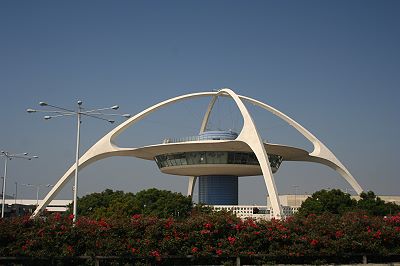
22;183;54;206
14;182;17;204
27;101;130;222
1;151;38;218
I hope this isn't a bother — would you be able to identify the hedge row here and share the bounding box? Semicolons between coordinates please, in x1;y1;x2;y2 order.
1;211;400;261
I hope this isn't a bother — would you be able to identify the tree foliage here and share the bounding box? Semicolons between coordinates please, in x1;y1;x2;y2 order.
297;189;356;216
134;188;193;218
297;189;400;217
70;188;193;220
357;191;400;216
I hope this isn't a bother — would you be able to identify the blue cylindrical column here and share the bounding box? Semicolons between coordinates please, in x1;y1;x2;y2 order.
198;175;238;205
198;131;239;205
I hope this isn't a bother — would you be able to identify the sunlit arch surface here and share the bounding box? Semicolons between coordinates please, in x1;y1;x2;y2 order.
31;88;363;219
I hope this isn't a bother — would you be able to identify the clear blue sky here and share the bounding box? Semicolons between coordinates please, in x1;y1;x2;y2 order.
1;1;399;204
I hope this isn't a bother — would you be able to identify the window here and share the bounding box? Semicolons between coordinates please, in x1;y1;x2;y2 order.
155;152;282;170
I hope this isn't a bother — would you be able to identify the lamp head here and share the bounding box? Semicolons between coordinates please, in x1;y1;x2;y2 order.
108;120;115;124
77;100;83;106
111;105;119;110
44;116;51;120
27;108;36;113
39;102;48;106
122;114;131;118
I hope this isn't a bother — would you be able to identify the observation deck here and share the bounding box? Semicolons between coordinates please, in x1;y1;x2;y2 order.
162;130;239;144
140;130;286;177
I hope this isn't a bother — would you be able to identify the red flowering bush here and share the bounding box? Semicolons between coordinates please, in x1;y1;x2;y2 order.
1;211;400;261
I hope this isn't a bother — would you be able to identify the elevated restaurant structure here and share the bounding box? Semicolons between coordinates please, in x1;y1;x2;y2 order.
31;88;363;219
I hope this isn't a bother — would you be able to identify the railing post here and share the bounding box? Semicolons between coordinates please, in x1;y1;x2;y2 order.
95;257;100;266
236;256;241;266
362;255;367;264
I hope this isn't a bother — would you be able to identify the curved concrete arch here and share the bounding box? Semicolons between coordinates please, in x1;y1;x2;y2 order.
188;91;284;219
186;95;219;197
239;95;363;195
196;92;363;195
31;91;219;218
200;95;218;134
31;88;362;219
218;88;283;218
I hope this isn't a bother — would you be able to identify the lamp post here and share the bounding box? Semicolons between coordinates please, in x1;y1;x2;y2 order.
14;182;17;204
27;101;130;222
22;183;54;206
345;188;355;195
1;151;38;218
1;177;3;208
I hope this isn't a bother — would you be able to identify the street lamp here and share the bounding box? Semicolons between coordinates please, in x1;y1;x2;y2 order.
1;151;38;218
345;188;355;195
14;182;17;204
27;101;130;222
22;183;54;206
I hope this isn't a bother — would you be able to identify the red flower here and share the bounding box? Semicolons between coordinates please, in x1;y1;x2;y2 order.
192;247;199;253
204;222;212;229
54;212;61;221
165;218;174;229
335;230;344;238
228;236;236;245
246;219;258;228
37;228;45;237
200;229;210;235
132;214;141;219
216;249;223;256
66;245;74;254
98;219;108;228
131;248;137;254
68;214;74;220
22;216;31;225
150;250;160;257
22;239;32;251
310;239;318;246
374;230;382;239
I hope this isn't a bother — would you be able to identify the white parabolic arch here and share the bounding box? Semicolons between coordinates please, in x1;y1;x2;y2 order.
31;88;363;219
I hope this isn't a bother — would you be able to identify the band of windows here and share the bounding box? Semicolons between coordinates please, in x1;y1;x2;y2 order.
154;151;283;172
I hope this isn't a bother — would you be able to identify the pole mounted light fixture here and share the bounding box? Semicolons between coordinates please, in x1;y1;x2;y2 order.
1;151;38;218
21;183;53;206
27;100;130;223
